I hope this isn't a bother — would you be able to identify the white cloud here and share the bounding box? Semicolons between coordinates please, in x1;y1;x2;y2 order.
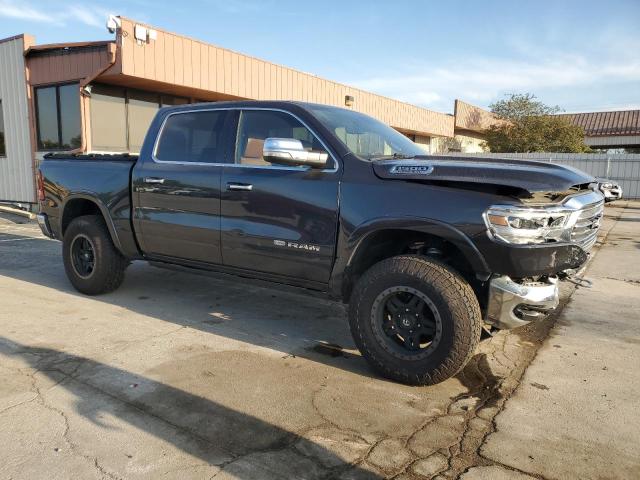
66;5;109;28
0;1;109;28
0;0;54;22
350;53;640;113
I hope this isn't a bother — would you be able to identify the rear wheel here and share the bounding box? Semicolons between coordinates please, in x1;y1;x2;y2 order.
349;255;482;385
62;215;128;295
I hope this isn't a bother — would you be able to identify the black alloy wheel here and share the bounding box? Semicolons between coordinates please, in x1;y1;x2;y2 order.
70;234;96;279
371;286;443;361
62;215;128;295
348;255;482;385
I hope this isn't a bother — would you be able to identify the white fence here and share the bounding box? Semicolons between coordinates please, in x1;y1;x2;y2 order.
440;153;640;199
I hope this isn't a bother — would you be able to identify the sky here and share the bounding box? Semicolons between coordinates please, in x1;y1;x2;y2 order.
1;0;638;114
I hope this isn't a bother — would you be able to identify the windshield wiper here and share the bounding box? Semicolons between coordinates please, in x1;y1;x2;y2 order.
368;153;416;161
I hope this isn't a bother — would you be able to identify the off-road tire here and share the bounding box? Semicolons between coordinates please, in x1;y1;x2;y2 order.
62;215;127;295
349;255;482;386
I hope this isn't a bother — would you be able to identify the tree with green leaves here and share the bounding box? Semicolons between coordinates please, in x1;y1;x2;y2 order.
483;93;591;153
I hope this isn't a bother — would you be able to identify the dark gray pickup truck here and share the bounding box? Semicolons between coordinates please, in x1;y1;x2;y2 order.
36;101;604;385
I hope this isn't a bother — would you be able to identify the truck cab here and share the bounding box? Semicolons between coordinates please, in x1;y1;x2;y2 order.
133;105;341;289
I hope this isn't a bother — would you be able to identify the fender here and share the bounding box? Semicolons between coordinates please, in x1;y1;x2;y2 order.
329;216;491;299
59;192;141;258
61;193;123;249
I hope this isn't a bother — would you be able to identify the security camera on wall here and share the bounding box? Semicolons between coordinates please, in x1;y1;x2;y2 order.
106;15;121;34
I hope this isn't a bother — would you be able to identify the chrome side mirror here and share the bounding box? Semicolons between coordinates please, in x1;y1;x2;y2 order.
263;138;329;169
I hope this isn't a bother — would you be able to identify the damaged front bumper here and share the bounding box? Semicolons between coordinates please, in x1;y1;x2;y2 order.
486;275;559;329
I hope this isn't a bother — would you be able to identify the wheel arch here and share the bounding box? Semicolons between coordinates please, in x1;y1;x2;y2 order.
337;217;491;302
61;195;124;253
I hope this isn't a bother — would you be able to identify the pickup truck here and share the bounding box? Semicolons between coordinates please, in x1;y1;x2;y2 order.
36;100;604;385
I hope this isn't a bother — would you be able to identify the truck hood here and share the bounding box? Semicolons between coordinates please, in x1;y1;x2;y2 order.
372;155;595;195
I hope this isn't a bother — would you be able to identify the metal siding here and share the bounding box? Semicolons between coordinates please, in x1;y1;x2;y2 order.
0;36;34;203
585;134;640;147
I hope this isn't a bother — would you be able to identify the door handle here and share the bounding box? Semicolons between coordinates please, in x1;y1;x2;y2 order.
227;182;253;191
144;177;165;184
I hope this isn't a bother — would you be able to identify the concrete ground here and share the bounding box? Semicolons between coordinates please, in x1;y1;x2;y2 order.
0;201;638;480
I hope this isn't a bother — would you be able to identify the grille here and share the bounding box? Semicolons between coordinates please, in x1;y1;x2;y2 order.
571;200;604;251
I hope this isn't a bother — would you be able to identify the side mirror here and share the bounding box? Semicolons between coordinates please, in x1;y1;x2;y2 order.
263;138;329;169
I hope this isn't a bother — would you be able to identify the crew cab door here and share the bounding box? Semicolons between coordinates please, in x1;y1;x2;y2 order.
132;109;233;264
221;109;340;285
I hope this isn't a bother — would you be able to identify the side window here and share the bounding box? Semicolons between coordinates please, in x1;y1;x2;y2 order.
235;110;328;167
155;110;228;163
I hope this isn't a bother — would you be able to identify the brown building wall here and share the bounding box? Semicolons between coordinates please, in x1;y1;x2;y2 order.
454;99;506;133
27;44;114;86
25;43;119;153
106;17;454;137
24;18;518;159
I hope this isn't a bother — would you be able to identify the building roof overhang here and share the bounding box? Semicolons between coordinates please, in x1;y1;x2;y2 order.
557;110;640;137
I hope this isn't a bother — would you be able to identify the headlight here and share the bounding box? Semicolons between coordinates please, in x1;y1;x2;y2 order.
600;183;613;189
485;205;572;245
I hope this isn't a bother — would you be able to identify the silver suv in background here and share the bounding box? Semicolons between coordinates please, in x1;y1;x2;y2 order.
596;179;623;202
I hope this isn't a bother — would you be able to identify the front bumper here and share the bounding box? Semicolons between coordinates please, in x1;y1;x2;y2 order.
36;213;54;239
486;276;559;329
475;238;589;279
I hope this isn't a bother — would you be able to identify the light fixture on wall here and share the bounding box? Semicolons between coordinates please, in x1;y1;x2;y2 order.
134;24;147;43
345;95;354;107
81;84;92;97
106;15;121;34
133;24;158;44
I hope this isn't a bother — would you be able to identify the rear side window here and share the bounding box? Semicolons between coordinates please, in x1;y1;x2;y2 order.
155;110;228;163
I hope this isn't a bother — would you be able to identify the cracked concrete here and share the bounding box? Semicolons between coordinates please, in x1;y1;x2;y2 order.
0;202;638;479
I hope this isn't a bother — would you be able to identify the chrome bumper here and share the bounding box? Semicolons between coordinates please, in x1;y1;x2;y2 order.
36;213;53;238
486;276;559;329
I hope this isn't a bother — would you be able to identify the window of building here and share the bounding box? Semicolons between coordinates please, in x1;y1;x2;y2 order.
90;85;127;152
90;84;190;153
0;100;5;157
161;95;190;107
127;90;159;153
235;110;327;167
155;110;229;163
35;83;81;151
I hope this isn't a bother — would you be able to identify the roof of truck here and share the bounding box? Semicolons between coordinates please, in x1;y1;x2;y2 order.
162;100;350;114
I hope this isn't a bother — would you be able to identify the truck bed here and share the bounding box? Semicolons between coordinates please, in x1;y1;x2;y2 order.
38;153;140;258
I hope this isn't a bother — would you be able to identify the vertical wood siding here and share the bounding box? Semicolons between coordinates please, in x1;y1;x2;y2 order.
27;46;113;86
0;36;34;203
117;18;454;137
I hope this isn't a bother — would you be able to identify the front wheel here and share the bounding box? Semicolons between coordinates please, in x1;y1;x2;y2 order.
349;255;482;386
62;215;128;295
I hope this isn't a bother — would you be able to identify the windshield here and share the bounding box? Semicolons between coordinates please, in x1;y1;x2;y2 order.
306;104;426;160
